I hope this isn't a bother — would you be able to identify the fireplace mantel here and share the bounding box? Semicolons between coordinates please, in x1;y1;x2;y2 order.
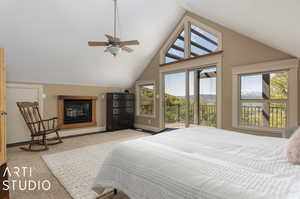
57;95;97;129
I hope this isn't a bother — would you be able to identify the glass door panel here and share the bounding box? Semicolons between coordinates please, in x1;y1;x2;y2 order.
164;72;186;129
199;67;217;127
187;67;217;127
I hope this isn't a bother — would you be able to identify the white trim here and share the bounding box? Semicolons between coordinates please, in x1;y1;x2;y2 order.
135;80;156;118
8;126;106;145
184;20;191;58
43;126;106;139
232;58;299;132
232;58;299;75
160;53;222;73
134;124;162;132
159;53;223;129
7;83;44;117
160;15;223;65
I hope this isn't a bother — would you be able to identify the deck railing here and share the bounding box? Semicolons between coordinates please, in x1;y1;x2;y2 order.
240;105;287;128
165;103;217;127
163;104;287;129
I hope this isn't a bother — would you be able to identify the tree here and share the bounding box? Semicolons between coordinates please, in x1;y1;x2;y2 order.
270;72;288;99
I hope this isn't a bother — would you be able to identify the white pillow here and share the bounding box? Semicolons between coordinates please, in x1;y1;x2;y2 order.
287;127;300;164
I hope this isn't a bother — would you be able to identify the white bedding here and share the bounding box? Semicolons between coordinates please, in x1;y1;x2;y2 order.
93;127;300;199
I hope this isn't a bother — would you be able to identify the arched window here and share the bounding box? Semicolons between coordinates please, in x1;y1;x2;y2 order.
161;16;222;64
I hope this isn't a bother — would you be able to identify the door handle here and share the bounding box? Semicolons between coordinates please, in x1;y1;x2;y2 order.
0;112;7;116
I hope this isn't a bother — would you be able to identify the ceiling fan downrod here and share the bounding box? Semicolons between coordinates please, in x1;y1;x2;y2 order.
113;0;117;40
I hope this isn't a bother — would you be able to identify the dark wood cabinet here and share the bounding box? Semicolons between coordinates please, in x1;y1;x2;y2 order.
106;93;135;131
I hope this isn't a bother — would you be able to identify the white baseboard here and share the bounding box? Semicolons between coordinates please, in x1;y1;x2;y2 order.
48;126;106;139
8;126;106;146
134;124;162;132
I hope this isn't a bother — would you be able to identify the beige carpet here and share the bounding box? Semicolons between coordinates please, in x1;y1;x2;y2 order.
7;130;150;199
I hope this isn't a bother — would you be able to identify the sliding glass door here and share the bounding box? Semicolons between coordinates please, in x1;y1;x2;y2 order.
164;66;217;129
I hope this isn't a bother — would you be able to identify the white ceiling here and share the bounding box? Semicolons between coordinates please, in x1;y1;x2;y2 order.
1;0;299;88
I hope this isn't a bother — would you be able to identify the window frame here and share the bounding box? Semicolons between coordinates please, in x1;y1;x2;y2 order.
190;23;219;57
232;59;299;133
160;15;222;65
136;80;156;118
239;71;288;129
165;29;185;64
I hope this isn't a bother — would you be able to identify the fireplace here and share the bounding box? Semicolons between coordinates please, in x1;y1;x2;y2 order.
58;96;97;129
64;100;92;124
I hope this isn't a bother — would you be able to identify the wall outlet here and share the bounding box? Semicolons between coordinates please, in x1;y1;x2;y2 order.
148;119;152;125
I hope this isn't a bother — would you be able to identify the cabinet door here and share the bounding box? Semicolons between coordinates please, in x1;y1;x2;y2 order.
0;49;6;165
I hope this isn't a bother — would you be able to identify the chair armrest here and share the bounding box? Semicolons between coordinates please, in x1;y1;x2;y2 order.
42;117;58;122
28;117;59;131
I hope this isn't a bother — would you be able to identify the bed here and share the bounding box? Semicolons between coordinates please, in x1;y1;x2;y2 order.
92;127;300;199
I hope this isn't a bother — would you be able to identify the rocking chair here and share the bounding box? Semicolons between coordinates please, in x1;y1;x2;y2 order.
17;102;63;151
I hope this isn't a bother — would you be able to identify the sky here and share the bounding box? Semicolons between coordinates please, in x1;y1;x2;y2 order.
165;71;217;96
165;71;263;97
240;74;262;98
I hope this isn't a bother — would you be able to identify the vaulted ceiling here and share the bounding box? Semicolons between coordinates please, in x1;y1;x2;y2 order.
0;0;184;87
179;0;300;58
0;0;299;88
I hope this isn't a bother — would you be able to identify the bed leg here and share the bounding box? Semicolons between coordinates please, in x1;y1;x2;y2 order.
113;189;117;195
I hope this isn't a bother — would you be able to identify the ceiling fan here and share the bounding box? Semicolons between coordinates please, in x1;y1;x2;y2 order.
88;0;140;56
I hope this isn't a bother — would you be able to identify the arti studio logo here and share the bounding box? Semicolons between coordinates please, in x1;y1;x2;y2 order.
2;166;51;191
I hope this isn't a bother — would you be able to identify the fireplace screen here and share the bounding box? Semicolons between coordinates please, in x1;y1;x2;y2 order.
64;100;92;124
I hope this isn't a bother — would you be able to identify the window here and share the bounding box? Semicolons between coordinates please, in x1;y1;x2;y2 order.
165;30;185;64
190;24;219;57
161;16;222;64
136;81;155;117
239;71;288;129
232;59;299;132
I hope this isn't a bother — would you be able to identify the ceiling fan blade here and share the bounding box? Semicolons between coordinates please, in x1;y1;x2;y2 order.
105;34;120;42
88;41;109;46
122;46;134;53
120;40;140;47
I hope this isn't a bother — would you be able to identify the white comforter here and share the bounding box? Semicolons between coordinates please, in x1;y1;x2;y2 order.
93;127;300;199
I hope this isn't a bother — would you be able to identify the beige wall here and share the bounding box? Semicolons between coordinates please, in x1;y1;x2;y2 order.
135;11;295;137
8;82;123;128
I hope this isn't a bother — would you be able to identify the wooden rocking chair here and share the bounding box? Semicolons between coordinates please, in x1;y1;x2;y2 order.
17;102;63;151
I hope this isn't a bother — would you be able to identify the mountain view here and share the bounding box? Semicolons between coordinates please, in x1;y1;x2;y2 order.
174;94;216;104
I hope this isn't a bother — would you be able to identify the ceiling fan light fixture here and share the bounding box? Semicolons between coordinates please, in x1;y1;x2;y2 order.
106;45;121;56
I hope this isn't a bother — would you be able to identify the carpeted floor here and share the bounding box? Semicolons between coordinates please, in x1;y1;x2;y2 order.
7;129;150;199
